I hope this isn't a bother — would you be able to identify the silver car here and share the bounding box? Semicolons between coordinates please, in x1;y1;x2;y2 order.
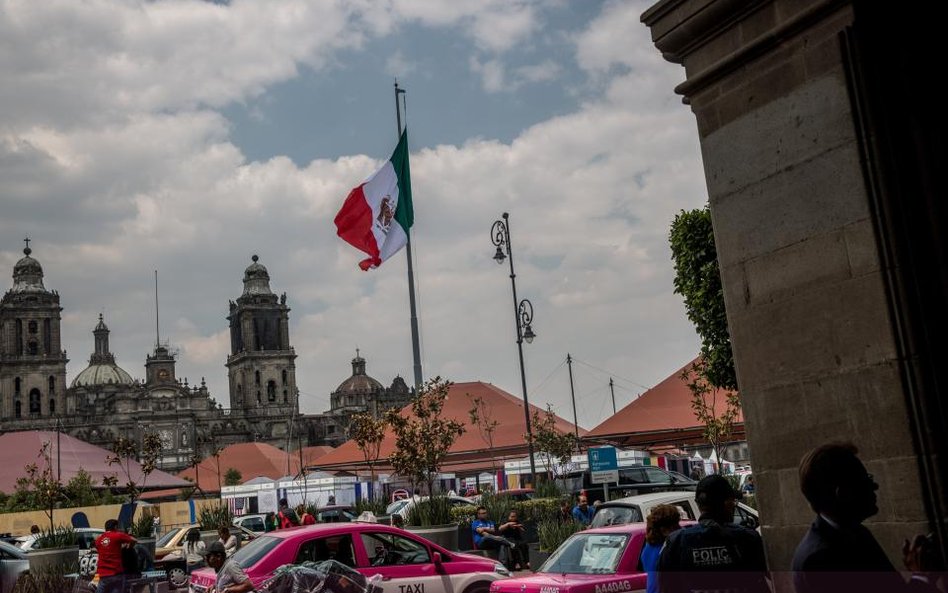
0;541;29;593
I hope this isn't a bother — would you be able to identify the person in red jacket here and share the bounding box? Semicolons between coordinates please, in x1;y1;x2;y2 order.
278;498;300;529
298;504;316;525
94;519;137;593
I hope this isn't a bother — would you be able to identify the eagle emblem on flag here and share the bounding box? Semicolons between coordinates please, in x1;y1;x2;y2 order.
376;195;396;234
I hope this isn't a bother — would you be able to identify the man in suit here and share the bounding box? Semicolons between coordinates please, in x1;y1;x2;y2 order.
792;442;937;592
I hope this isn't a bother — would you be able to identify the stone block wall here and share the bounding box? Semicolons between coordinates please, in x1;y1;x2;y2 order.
643;0;928;574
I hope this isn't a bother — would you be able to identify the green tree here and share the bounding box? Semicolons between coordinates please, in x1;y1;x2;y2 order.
223;468;242;487
670;206;742;468
682;357;741;474
16;443;64;531
669;205;736;391
63;469;101;507
528;406;577;489
386;377;465;497
468;395;500;472
348;412;388;499
104;433;163;502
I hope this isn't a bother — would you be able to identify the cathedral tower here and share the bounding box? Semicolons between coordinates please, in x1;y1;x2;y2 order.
0;241;69;420
226;255;297;414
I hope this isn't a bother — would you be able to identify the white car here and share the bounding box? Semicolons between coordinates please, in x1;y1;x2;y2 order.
233;513;269;534
590;491;760;530
385;495;475;519
18;527;104;577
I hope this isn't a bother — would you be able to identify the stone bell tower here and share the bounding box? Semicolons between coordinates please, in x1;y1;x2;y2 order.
226;255;298;420
0;240;69;421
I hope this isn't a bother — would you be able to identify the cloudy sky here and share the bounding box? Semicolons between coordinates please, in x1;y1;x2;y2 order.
1;0;706;429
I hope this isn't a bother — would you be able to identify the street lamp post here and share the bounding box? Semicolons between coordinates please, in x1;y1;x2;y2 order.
491;212;538;484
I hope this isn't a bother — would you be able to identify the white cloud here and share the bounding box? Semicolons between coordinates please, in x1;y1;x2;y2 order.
385;50;418;78
517;60;561;83
389;0;539;52
0;0;706;430
469;57;507;93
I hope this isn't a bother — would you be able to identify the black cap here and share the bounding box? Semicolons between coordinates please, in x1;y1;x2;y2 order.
203;541;226;556
695;474;742;507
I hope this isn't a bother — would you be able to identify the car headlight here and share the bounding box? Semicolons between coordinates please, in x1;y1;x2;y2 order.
494;563;511;576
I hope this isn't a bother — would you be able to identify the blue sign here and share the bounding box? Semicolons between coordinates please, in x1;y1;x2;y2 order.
587;446;618;472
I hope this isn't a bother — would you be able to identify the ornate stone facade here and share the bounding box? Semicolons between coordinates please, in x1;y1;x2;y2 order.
320;352;413;446
0;244;414;471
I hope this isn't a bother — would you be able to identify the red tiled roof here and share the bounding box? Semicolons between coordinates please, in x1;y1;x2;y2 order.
0;430;190;493
585;359;745;447
176;442;302;493
312;381;585;473
295;446;334;464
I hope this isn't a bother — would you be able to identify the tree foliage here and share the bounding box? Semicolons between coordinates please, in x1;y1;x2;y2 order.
223;468;243;487
14;443;64;531
105;433;163;502
468;395;500;471
528;406;577;487
683;357;741;474
669;206;736;391
386;377;465;496
348;412;388;498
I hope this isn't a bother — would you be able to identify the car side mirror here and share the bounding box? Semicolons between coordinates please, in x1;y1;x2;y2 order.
432;551;443;568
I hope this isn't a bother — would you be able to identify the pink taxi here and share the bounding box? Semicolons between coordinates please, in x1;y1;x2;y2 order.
489;524;659;593
189;523;511;593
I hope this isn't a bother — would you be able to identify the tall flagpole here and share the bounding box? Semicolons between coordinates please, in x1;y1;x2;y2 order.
395;80;424;391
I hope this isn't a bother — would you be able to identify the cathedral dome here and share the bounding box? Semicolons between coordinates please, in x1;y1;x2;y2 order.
334;351;383;394
242;255;273;296
70;314;134;388
72;363;134;388
11;244;47;293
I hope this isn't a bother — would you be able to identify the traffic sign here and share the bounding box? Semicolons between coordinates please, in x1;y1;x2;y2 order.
588;446;618;472
591;469;619;484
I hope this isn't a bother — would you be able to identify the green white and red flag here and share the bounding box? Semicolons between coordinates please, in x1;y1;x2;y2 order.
334;130;414;270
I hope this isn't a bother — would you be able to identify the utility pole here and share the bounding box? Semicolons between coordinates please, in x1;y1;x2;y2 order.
567;354;580;449
609;378;617;415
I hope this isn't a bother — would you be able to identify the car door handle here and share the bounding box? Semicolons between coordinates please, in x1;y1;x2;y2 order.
380;576;392;581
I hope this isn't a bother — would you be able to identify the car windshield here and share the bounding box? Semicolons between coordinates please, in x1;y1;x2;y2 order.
541;533;629;575
231;535;280;569
387;500;409;514
590;505;642;528
156;528;181;548
668;471;693;482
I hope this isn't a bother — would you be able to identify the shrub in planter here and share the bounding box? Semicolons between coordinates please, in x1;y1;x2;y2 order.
29;526;79;575
354;498;389;517
130;509;155;538
198;503;233;531
533;479;562;499
537;517;582;553
514;497;562;523
405;496;455;527
405;496;459;550
450;504;478;524
33;526;77;550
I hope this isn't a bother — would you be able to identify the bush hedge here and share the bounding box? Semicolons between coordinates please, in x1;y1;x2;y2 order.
451;496;564;525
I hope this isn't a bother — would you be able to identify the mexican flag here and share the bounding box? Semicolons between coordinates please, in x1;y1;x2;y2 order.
334;130;414;270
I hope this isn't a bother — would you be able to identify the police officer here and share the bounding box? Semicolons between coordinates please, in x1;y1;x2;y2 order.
658;474;770;593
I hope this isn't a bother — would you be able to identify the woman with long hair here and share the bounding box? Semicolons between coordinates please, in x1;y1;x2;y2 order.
641;504;681;593
183;528;206;574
